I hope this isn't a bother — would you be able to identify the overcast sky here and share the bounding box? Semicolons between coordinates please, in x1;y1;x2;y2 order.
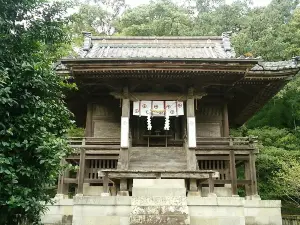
126;0;272;7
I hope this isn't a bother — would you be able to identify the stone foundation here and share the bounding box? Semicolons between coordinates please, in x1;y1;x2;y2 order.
41;179;282;225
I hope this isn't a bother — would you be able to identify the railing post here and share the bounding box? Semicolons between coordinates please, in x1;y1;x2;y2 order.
249;152;259;198
245;160;252;197
103;172;109;193
208;173;215;194
77;148;86;196
230;150;238;196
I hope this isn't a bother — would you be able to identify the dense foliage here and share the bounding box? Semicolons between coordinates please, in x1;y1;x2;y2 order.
0;0;73;224
70;0;300;210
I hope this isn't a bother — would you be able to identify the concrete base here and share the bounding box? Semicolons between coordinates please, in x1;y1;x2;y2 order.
202;187;232;197
188;191;201;197
118;191;130;196
42;180;282;225
207;193;218;198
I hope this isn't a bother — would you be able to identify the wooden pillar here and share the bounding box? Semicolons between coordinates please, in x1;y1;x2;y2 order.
208;173;215;194
229;150;238;196
103;173;109;193
189;179;198;192
244;160;252;197
186;87;197;170
120;179;128;191
57;159;69;196
120;87;130;170
249;152;258;196
223;103;229;137
77;148;86;195
85;103;93;137
57;172;63;195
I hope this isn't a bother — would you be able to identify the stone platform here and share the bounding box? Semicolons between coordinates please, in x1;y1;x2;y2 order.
42;179;282;225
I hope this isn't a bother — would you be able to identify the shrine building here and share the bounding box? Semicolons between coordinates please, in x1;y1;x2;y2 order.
42;33;300;225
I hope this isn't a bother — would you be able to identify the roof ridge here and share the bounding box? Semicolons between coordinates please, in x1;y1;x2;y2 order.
91;36;223;40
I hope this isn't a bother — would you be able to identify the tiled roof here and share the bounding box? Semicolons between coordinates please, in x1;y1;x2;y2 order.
251;60;300;71
78;33;236;59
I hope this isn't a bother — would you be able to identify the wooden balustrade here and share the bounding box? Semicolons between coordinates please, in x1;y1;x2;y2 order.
196;136;257;146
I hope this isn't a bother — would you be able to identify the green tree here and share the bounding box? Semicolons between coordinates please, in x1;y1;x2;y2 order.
115;0;193;36
70;0;127;38
0;0;73;224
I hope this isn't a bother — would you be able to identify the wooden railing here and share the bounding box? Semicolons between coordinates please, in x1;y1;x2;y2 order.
68;137;120;147
196;136;257;146
283;215;300;225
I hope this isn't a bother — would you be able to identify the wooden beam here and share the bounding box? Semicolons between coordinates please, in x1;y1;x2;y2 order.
223;103;229;137
196;155;249;161
110;92;206;101
66;155;119;160
229;150;238;196
85;103;93;137
201;179;251;185
98;170;218;179
63;178;78;184
77;149;86;194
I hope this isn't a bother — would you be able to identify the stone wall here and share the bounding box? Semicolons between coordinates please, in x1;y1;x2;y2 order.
42;179;282;225
73;196;131;225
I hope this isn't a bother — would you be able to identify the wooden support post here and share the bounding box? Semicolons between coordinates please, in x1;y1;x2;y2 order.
208;173;214;194
57;159;69;196
244;160;252;197
119;88;130;169
57;173;63;195
230;150;238;196
77;148;86;195
85;103;93;137
249;152;258;196
103;173;109;193
186;87;197;170
189;179;198;192
120;179;128;191
223;103;229;137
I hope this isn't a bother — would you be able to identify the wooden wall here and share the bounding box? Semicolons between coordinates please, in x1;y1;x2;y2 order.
86;97;121;137
196;105;223;137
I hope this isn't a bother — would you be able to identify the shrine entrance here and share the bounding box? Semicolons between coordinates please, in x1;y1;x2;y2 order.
130;101;185;147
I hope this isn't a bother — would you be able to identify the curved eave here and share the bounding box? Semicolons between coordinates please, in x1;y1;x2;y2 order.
60;58;259;76
232;69;300;126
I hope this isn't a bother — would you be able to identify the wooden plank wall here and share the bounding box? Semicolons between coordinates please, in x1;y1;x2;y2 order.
87;97;121;138
196;105;223;137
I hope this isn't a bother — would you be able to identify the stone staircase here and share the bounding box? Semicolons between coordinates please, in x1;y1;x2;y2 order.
128;147;187;170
